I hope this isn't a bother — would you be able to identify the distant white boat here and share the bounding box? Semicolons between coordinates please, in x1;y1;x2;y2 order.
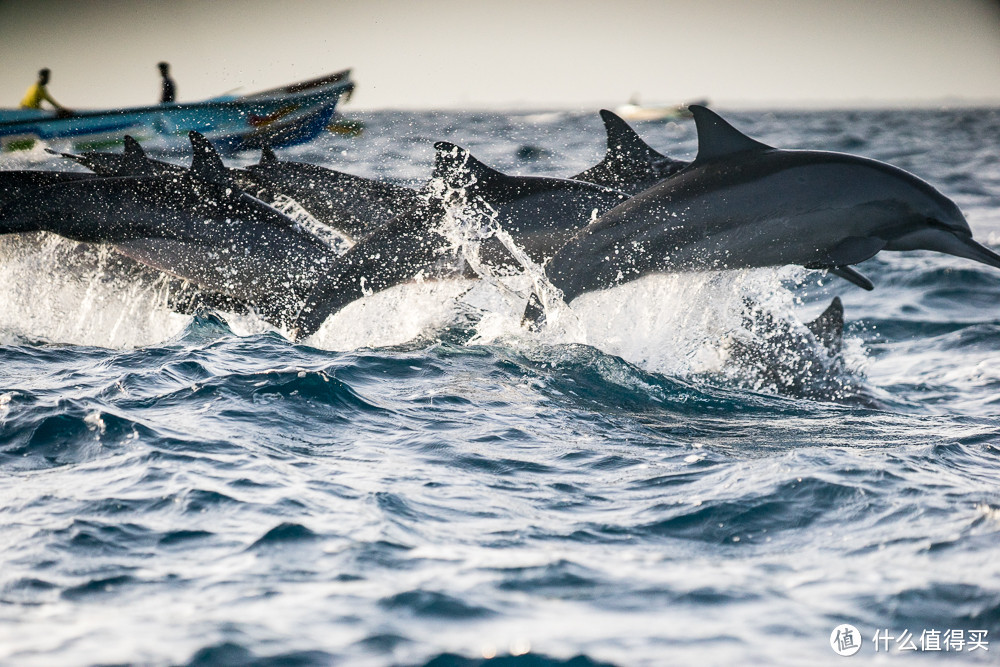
614;97;709;122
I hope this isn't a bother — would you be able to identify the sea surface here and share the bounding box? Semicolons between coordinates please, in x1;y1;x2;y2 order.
1;107;999;666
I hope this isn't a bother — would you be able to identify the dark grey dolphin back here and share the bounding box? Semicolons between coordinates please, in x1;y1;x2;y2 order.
247;153;420;239
434;141;629;262
48;136;182;177
0;171;99;212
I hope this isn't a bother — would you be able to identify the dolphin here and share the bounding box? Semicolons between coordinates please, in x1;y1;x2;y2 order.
47;136;184;177
544;105;1000;304
572;109;688;194
0;170;99;209
50;134;284;205
5;137;257;318
245;146;421;239
725;296;880;406
290;141;630;338
0;132;341;327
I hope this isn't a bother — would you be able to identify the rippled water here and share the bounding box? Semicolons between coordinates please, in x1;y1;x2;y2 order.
1;107;999;666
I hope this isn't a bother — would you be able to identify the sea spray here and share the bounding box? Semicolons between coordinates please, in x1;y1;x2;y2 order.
270;194;354;255
0;234;188;347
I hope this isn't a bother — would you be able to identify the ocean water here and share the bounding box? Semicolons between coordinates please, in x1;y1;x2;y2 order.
1;108;999;666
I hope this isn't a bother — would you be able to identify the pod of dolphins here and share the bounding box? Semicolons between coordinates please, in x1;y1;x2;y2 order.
1;105;998;344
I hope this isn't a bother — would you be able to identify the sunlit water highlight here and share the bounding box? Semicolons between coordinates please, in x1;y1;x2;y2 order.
1;108;999;666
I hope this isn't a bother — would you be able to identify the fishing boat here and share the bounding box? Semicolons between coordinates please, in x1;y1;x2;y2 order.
614;97;709;122
0;69;355;154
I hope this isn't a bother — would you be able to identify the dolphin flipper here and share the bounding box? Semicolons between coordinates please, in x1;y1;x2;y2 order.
805;236;882;289
829;266;874;291
826;236;887;267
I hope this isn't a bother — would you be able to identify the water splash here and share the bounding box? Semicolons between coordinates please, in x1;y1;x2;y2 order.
305;278;474;351
0;148;871;404
0;234;189;347
270;194;354;254
371;160;871;402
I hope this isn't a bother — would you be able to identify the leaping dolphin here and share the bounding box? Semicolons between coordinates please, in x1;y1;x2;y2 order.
245;146;420;239
0;132;341;327
290;141;630;338
47;136;184;177
544;105;1000;304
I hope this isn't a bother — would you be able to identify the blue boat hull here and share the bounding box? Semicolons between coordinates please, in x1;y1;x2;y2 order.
0;70;354;153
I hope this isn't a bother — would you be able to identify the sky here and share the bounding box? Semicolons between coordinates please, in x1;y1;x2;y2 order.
2;0;999;111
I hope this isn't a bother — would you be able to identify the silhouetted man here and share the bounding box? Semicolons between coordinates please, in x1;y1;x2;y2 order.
20;68;72;116
158;62;176;104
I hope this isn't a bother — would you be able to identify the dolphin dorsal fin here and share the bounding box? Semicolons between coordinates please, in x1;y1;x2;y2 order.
121;136;157;176
600;109;667;164
806;296;845;355
188;131;230;184
260;145;277;165
691;105;773;163
433;141;503;188
123;136;146;160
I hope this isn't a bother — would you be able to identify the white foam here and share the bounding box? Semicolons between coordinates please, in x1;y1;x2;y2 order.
305;279;474;351
422;177;811;378
0;183;837;393
0;235;190;348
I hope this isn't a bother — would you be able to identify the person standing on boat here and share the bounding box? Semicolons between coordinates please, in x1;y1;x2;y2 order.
158;62;176;104
20;68;72;117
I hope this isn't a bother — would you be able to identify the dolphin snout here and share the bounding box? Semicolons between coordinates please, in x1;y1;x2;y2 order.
947;234;1000;270
915;227;1000;270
